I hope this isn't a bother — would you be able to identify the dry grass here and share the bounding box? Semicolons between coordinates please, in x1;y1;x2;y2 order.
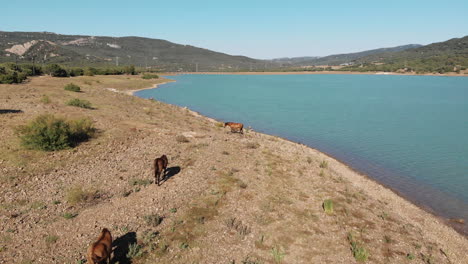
65;186;98;205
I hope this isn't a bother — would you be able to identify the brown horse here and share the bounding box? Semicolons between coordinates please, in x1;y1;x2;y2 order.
224;122;244;134
154;154;168;186
87;228;112;264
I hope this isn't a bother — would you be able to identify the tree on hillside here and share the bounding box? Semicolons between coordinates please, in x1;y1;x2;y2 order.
44;64;68;77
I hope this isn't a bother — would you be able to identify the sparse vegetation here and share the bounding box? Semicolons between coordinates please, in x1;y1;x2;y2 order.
66;98;92;109
406;253;415;260
65;186;97;205
271;246;286;264
64;83;81;92
30;201;47;210
40;95;51;104
63;212;78;219
44;235;58;245
144;214;163;227
319;160;328;168
225;217;251;236
348;233;369;262
141;73;159;79
129;178;152;186
126;243;143;259
16;114;95;151
323;199;334;214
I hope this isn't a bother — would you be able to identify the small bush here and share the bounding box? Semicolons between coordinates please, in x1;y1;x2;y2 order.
17;114;95;151
319;160;328;168
215;122;224;127
319;170;325;177
144;214;163;227
126;243;143;259
40;95;51;104
129;178;152;186
141;73;159;79
226;217;251;236
66;98;92;109
66;186;97;205
323;199;334;214
176;135;190;143
45;235;58;245
271;246;285;264
64;83;81;92
63;212;78;219
348;233;369;262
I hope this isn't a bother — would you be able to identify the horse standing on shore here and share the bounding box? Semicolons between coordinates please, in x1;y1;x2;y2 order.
224;122;244;134
87;228;112;264
154;154;168;186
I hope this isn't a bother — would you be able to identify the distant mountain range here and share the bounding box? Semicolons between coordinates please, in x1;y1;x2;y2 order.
0;31;265;71
275;44;422;66
0;31;467;72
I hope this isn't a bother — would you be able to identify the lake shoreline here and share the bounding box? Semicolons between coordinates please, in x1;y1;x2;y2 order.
133;76;468;237
126;79;175;96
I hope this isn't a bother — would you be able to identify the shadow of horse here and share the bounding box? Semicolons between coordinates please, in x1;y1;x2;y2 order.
162;166;181;185
112;232;137;264
0;109;23;114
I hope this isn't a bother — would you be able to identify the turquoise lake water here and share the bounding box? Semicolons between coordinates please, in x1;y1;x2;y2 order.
136;74;468;230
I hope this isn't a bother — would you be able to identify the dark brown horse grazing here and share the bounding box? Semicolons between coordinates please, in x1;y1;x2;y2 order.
224;122;244;134
154;155;168;186
87;228;112;264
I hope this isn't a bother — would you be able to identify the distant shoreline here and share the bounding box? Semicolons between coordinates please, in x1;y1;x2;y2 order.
164;71;468;77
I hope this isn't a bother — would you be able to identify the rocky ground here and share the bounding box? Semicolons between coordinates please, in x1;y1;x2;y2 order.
1;75;467;264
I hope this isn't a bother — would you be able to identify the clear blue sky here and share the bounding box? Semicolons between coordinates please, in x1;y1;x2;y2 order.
2;0;467;59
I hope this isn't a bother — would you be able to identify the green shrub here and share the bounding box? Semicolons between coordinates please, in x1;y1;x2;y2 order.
319;160;328;169
126;243;143;259
68;68;84;77
64;83;81;92
0;72;27;84
63;212;78;219
17;114;95;151
323;199;334;214
348;233;369;262
45;64;68;77
66;98;92;109
141;73;159;79
271;246;285;264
